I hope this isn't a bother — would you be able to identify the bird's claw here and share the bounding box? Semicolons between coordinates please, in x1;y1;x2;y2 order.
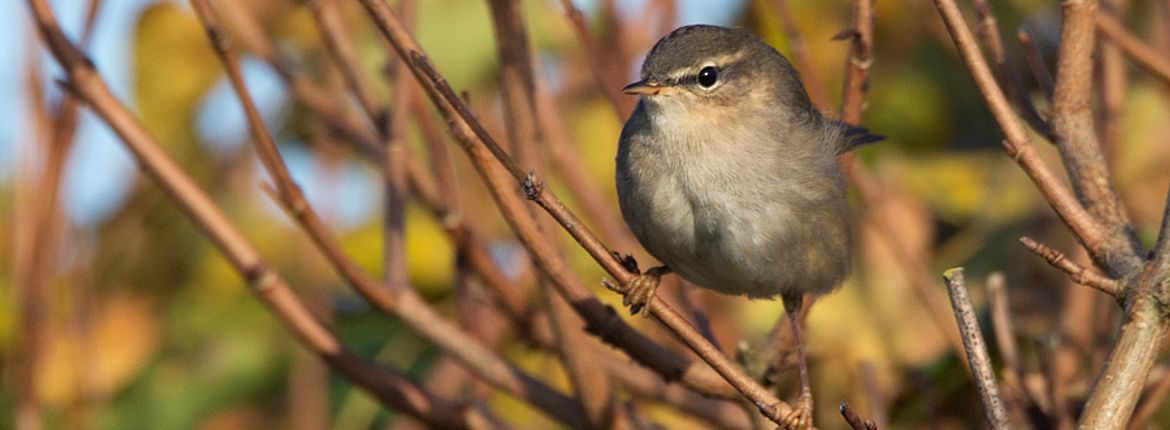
777;393;814;430
624;272;661;316
603;265;669;317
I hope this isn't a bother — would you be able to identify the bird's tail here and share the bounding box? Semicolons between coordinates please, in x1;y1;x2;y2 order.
837;123;884;154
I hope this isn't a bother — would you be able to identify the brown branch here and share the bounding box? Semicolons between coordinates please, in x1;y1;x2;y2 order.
930;0;1111;268
305;0;413;291
355;0;796;420
943;268;1010;430
846;170;966;355
1154;187;1170;275
24;2;500;428
770;0;831;111
1080;282;1169;428
1050;0;1141;275
859;361;888;429
306;0;385;128
839;0;966;355
1017;29;1055;96
1128;366;1170;430
972;0;1054;140
838;402;878;430
1019;237;1122;296
487;0;617;426
537;78;640;253
984;272;1037;424
1096;0;1130;165
1095;11;1170;88
190;0;587;424
555;0;630;118
1036;337;1074;430
381;0;414;292
219;0;537;334
839;0;874;124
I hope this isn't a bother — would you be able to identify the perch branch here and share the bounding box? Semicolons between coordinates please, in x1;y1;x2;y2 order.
356;0;798;421
943;268;1010;430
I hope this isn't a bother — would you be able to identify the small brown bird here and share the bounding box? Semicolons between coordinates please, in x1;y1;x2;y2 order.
615;24;879;427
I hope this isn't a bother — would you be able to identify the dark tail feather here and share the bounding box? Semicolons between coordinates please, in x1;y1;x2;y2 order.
838;124;884;154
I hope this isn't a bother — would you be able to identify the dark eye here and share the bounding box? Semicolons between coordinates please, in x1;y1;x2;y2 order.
697;66;719;88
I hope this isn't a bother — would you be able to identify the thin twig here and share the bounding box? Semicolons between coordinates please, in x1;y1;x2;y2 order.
1096;0;1130;165
943;268;1010;430
190;0;586;423
984;272;1036;425
1095;11;1170;88
487;0;618;425
930;0;1111;267
839;401;878;430
555;0;629;118
1036;337;1073;430
838;0;968;356
972;0;1054;140
1154;186;1170;275
25;2;501;427
1128;366;1170;430
356;0;795;420
839;0;874;124
1017;28;1055;96
1018;237;1121;296
1050;0;1141;275
859;361;888;429
770;0;831;111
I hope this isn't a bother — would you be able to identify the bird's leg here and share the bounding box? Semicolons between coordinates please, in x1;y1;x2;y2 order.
779;294;814;430
623;265;671;317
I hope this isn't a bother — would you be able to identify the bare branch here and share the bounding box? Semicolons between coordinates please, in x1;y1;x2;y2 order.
355;0;799;421
191;0;589;424
1019;237;1122;296
1154;187;1170;275
972;0;1053;140
943;268;1010;430
1036;337;1074;430
24;2;505;427
1017;28;1055;96
1129;366;1170;430
839;401;878;430
839;0;874;124
1080;289;1169;428
984;272;1037;425
860;361;888;429
930;0;1112;267
1050;0;1141;275
1095;11;1170;88
770;0;831;111
555;0;630;118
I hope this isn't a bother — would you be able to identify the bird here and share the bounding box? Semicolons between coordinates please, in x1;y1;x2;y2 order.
614;24;880;428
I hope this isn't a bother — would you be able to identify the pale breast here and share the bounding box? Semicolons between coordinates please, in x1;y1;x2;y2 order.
616;99;850;298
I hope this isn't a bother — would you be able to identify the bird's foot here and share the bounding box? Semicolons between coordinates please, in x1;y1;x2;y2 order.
603;265;670;317
777;392;814;430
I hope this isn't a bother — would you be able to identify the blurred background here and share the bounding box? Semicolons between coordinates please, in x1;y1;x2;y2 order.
3;0;1170;428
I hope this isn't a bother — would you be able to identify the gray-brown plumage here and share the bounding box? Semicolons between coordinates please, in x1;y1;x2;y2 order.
615;25;879;428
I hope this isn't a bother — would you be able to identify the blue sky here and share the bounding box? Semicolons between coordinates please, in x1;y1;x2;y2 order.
1;0;742;229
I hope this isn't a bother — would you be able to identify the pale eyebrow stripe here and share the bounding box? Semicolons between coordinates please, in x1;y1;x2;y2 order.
663;48;750;81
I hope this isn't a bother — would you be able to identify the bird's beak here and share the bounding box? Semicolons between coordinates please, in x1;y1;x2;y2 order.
623;79;661;96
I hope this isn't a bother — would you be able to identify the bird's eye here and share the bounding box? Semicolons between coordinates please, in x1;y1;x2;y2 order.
697;66;719;88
